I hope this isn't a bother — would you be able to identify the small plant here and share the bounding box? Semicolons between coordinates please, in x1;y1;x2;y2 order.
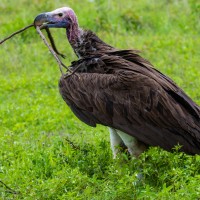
121;10;142;31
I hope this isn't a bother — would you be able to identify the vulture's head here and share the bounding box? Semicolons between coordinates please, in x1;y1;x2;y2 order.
34;7;80;42
34;7;78;29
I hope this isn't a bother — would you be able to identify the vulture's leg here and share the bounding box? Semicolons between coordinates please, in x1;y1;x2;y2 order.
109;128;125;159
116;130;147;158
115;130;146;184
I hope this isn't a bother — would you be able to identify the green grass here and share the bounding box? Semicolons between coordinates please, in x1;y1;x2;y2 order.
1;0;200;199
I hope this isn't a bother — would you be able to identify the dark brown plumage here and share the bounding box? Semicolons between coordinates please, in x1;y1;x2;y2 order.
34;7;200;156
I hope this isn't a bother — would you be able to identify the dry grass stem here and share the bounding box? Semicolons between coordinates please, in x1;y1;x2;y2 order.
0;180;19;194
65;137;81;151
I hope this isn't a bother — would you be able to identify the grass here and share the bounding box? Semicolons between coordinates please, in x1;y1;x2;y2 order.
0;0;200;199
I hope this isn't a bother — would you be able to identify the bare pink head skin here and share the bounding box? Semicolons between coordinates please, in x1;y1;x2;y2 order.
34;7;83;46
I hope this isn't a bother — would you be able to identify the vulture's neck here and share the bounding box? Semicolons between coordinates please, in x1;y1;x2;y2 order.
66;24;114;58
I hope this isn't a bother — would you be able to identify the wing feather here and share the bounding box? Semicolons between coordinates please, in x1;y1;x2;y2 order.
59;54;200;154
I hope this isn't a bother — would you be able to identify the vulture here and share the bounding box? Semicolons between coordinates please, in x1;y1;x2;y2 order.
34;7;200;158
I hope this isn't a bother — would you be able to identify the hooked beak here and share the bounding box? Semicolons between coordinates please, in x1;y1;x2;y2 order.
34;12;69;29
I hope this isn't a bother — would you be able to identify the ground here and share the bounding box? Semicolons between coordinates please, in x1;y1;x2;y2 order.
0;0;200;199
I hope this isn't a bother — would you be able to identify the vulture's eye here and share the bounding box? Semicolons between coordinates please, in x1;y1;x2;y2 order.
58;13;63;17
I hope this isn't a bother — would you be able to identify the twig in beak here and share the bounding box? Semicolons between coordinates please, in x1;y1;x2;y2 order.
45;28;66;59
0;24;34;45
0;22;77;77
36;26;66;75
